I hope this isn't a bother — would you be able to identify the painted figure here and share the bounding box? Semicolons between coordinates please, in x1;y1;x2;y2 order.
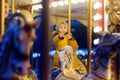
51;22;87;80
106;0;120;33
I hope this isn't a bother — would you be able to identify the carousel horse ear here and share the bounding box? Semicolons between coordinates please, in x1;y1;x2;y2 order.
9;13;26;28
19;10;36;28
20;10;33;22
15;16;26;28
34;15;42;28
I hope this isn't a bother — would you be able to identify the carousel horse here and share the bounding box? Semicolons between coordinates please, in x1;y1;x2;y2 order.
54;33;120;80
83;33;120;80
0;12;37;80
53;46;87;80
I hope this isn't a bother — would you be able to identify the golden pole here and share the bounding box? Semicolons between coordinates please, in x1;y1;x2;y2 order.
68;0;71;34
0;0;5;35
11;0;15;14
87;0;92;74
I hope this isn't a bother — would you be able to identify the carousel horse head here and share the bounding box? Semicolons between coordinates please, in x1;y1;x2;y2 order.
0;11;36;79
84;33;120;80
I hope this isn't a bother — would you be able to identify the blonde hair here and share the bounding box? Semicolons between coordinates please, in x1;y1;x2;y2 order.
56;22;67;31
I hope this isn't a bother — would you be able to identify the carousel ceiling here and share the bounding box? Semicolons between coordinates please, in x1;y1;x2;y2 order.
14;0;98;19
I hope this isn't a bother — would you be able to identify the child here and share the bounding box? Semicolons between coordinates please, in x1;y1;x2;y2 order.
52;22;86;78
5;0;10;19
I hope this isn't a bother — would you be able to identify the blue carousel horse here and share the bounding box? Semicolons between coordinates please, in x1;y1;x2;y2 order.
0;12;37;80
83;33;120;80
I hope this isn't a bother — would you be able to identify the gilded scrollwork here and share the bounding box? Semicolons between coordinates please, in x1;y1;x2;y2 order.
105;0;120;33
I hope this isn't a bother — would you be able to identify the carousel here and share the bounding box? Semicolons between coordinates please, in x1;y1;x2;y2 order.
0;0;119;80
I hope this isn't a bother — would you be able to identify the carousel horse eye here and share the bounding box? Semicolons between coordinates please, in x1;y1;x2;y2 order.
16;67;22;74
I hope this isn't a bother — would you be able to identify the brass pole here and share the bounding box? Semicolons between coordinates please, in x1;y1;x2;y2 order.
0;0;5;35
87;0;92;74
68;0;71;34
11;0;15;13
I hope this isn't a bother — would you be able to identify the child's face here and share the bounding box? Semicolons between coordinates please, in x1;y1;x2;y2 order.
5;3;9;18
58;24;67;33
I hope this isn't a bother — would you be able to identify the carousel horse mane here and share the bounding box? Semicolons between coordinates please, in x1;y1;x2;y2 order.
55;46;87;80
0;12;36;79
83;33;120;80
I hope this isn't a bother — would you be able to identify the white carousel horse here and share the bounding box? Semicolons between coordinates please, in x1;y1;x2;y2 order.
0;12;37;80
55;46;87;80
83;33;120;80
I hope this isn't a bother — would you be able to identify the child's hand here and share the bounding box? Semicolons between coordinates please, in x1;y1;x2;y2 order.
68;34;73;39
59;32;65;37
